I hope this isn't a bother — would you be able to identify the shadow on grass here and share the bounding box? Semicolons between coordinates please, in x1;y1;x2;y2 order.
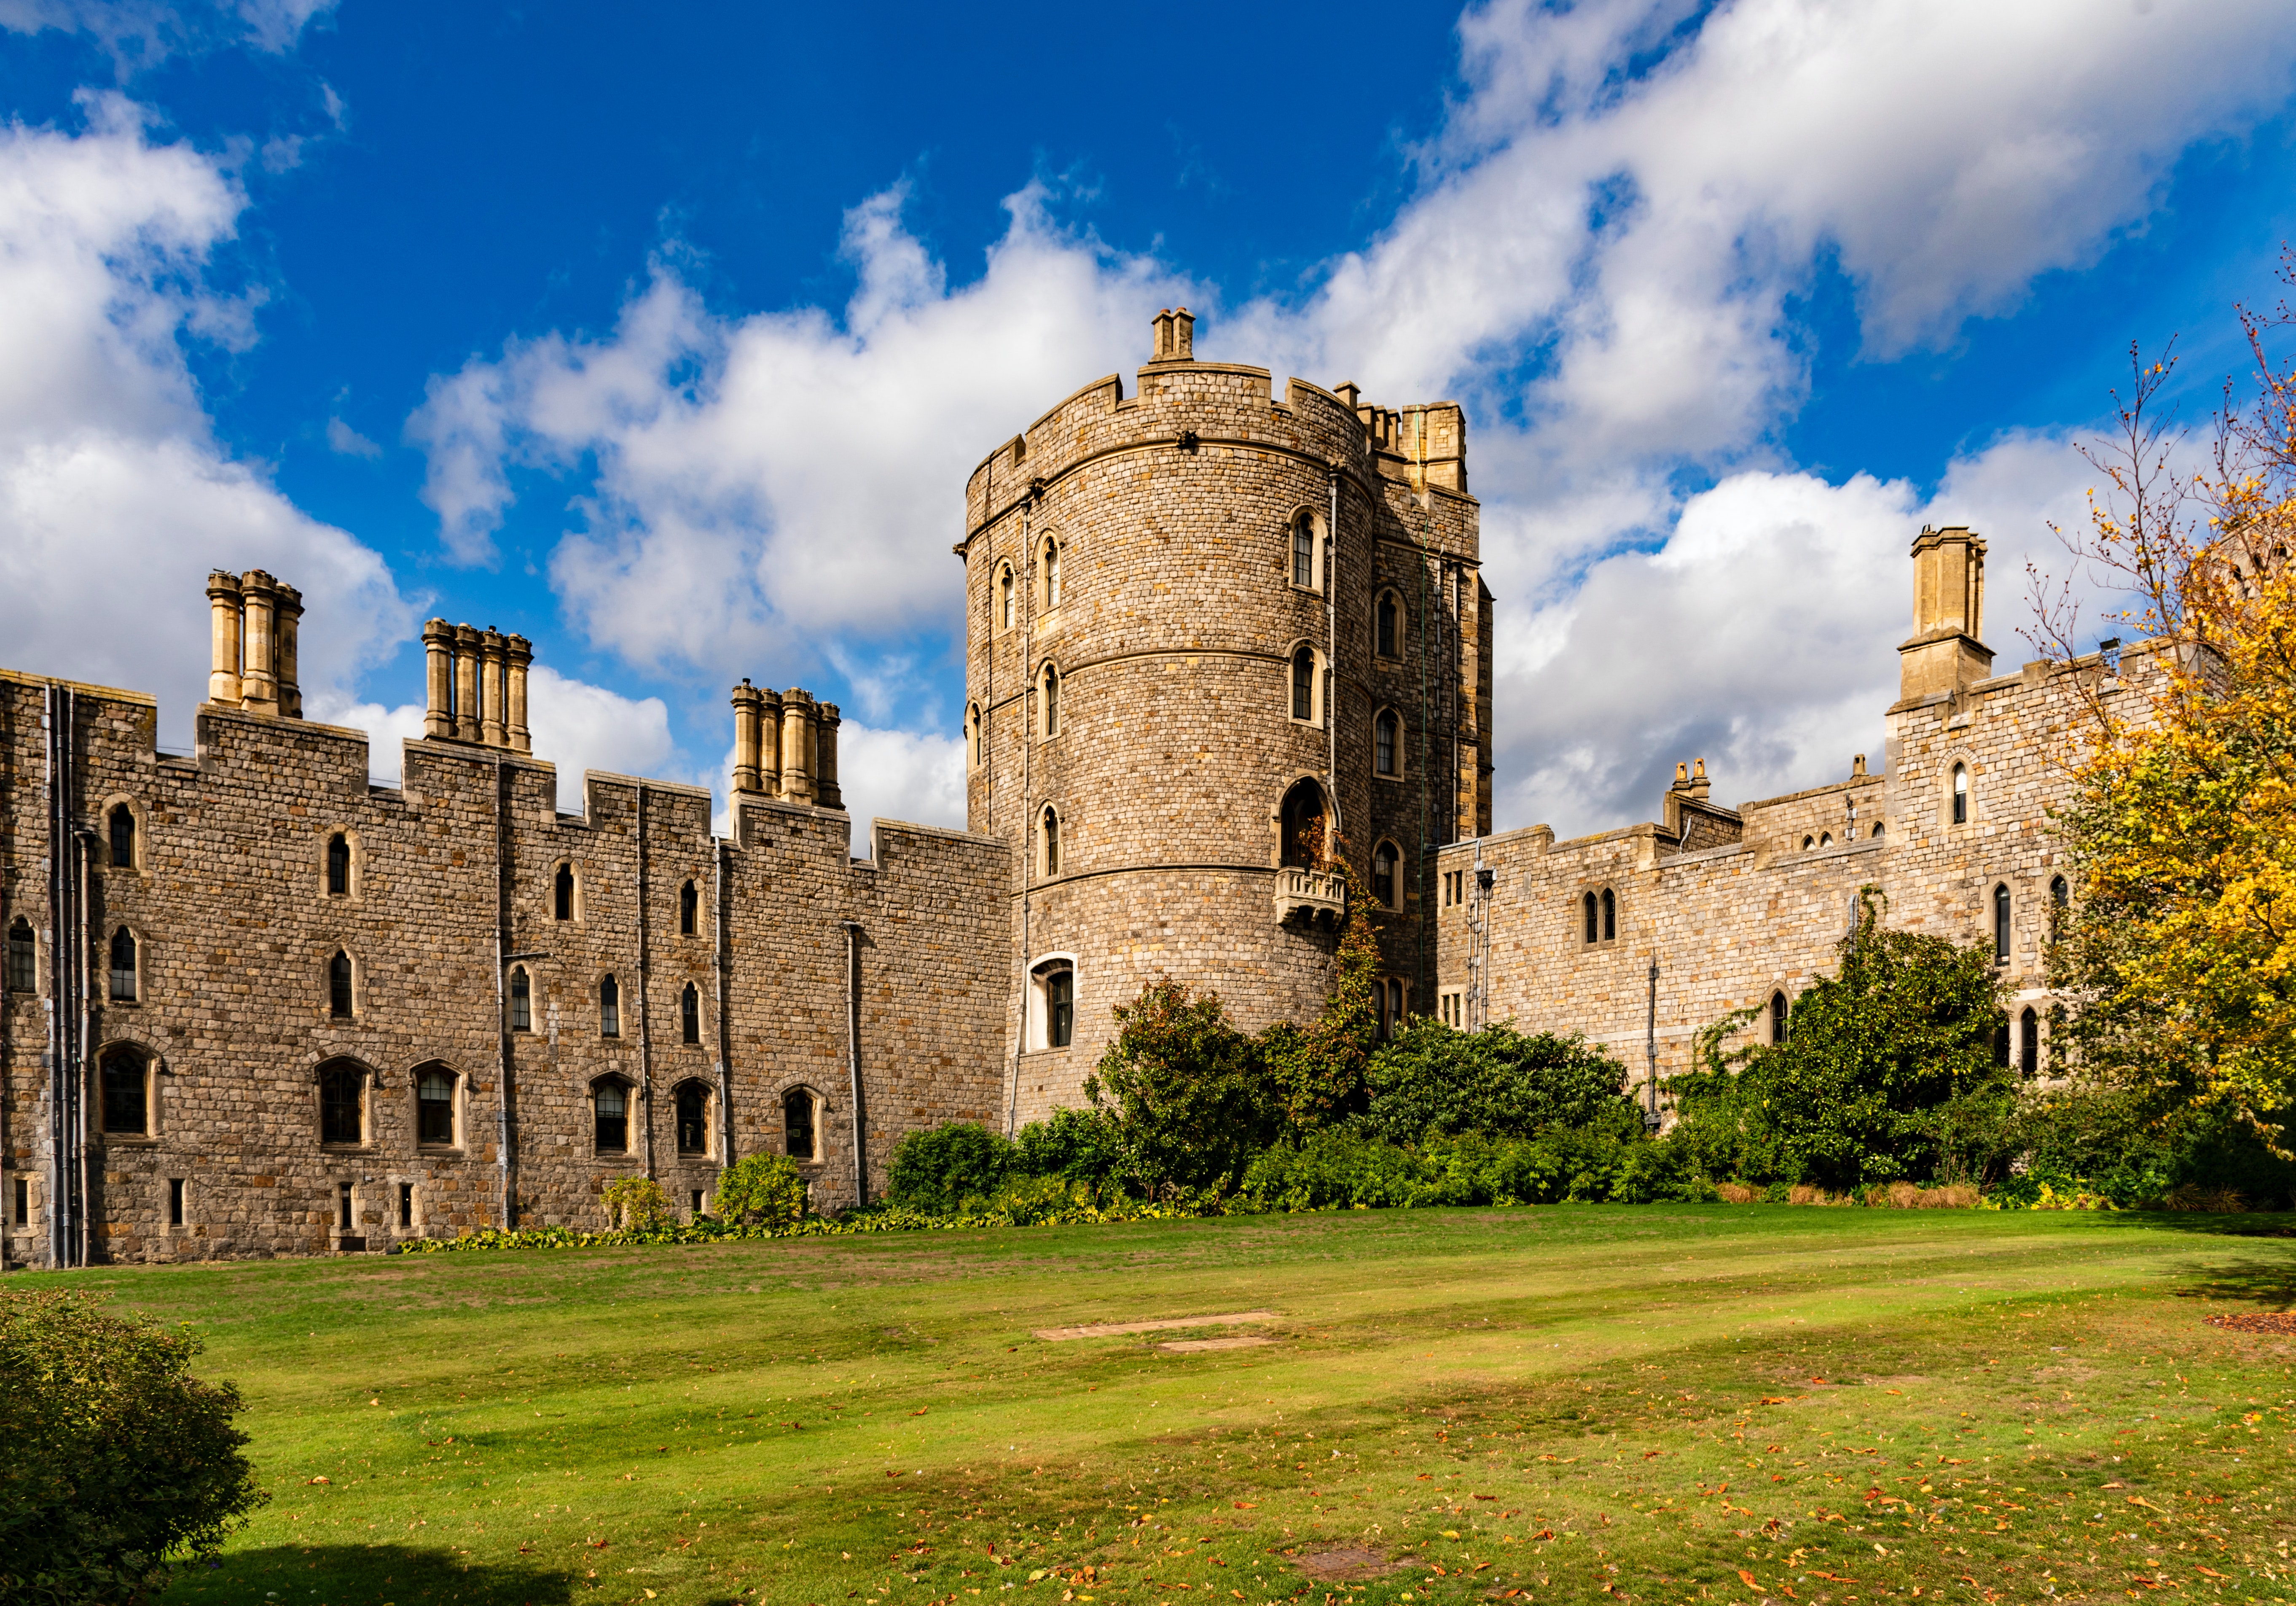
160;1544;577;1606
2172;1256;2296;1311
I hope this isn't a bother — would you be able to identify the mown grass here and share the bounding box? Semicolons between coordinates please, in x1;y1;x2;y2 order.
29;1205;2296;1606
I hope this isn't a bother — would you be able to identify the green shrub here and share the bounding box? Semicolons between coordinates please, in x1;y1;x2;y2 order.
1088;978;1274;1193
713;1152;808;1228
1668;888;2011;1191
886;1122;1016;1214
1013;1106;1129;1187
601;1175;672;1230
1357;1020;1638;1146
0;1290;266;1605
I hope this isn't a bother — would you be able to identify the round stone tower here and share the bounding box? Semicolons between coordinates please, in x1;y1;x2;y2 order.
960;309;1490;1127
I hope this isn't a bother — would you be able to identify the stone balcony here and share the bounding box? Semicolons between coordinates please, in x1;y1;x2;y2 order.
1274;866;1346;928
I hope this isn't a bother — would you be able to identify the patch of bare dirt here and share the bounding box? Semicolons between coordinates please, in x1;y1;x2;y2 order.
2207;1311;2296;1334
1292;1548;1413;1582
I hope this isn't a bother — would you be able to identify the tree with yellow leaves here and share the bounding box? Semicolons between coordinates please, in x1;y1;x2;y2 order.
2037;259;2296;1154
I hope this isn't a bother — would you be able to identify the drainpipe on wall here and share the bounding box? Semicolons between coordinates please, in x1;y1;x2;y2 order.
1326;470;1340;853
841;920;867;1207
493;753;516;1230
1008;495;1035;1138
1644;957;1661;1130
712;835;730;1166
636;783;653;1182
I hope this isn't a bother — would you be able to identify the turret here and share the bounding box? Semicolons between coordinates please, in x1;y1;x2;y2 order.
1898;525;1994;703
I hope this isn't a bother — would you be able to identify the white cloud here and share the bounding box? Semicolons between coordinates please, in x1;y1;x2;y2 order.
836;721;967;846
0;0;335;66
0;96;411;753
406;0;2296;836
325;414;380;457
523;663;674;807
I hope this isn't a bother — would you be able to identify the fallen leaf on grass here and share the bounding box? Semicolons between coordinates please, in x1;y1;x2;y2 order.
306;1477;330;1486
1233;1502;1257;1510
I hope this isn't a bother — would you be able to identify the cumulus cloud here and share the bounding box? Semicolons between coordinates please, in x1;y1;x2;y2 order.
0;94;411;751
409;0;2296;836
836;722;967;845
0;0;334;67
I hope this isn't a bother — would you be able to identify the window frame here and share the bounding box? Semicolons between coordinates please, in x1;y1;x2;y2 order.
98;1044;152;1137
1041;534;1062;611
599;973;622;1038
590;1076;632;1155
509;965;533;1033
997;562;1017;633
1374;588;1404;662
1601;888;1617;942
553;861;580;922
673;1079;712;1157
327;948;355;1019
1038;661;1061;740
1371;838;1401;909
783;1085;821;1163
107;924;140;1003
1770;990;1789;1045
1950;762;1970;826
106;799;138;872
1373;706;1402;777
1288;508;1323;593
324;829;355;898
1277;778;1327;869
1028;955;1079;1051
414;1062;461;1149
1039;804;1062;878
1992;882;2012;963
965;702;983;769
1437;988;1464;1028
317;1058;368;1147
6;917;36;995
680;981;701;1045
678;879;698;937
2019;1006;2041;1079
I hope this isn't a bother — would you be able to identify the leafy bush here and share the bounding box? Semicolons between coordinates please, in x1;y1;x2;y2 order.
1087;978;1274;1193
713;1152;808;1229
601;1175;672;1230
1357;1020;1639;1146
1668;888;2012;1191
0;1290;266;1605
1261;858;1383;1133
886;1122;1016;1214
1013;1106;1130;1188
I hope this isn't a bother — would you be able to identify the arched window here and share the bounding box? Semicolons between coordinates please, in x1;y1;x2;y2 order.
681;982;700;1044
108;802;135;869
319;1060;364;1145
5;918;33;994
679;880;698;937
1770;990;1789;1044
1582;891;1598;945
998;564;1015;631
1951;763;1969;825
1375;591;1400;659
416;1064;458;1146
1291;646;1317;722
1292;511;1317;589
2050;874;2069;907
2019;1006;2040;1079
108;927;137;1002
784;1087;818;1162
599;974;621;1038
1818;831;1832;847
328;950;353;1018
1042;537;1061;610
1031;959;1075;1050
1375;709;1399;776
675;1082;709;1155
1383;978;1406;1039
509;966;532;1033
1040;663;1060;737
592;1080;628;1152
1601;888;1617;942
1993;883;2011;963
100;1046;148;1134
326;832;351;896
966;702;983;769
1279;780;1324;869
1802;835;1815;850
554;863;576;921
1872;822;1885;839
1040;806;1061;877
1372;840;1399;908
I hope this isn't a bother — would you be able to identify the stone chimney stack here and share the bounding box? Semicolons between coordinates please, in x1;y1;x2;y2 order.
451;625;481;742
239;570;280;715
505;634;532;753
207;571;243;705
478;629;509;748
1687;756;1710;803
421;620;455;738
274;584;304;718
816;702;843;811
730;680;764;794
1898;525;1994;704
779;688;816;805
1151;307;1196;363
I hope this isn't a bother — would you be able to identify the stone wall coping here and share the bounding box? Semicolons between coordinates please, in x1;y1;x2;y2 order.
198;702;369;743
865;817;1008;851
1654;840;1756;869
1739;771;1888;815
1;667;158;705
581;769;714;802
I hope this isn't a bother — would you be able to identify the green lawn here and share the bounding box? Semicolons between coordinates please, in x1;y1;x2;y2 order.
34;1206;2296;1606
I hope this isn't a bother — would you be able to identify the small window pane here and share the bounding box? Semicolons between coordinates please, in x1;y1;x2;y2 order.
109;804;134;870
1042;667;1059;736
679;881;698;936
600;975;620;1037
327;834;350;896
555;864;575;921
418;1068;456;1145
100;1050;145;1134
1770;991;1789;1044
1582;892;1597;944
1994;885;2011;961
1292;649;1315;721
681;982;700;1045
594;1082;628;1151
1047;968;1074;1049
1375;710;1396;775
510;967;531;1033
784;1089;816;1162
1372;844;1396;907
1292;515;1314;588
1601;888;1616;941
1042;809;1060;876
320;1065;363;1144
329;951;353;1018
676;1083;707;1155
2020;1007;2040;1078
5;920;32;994
1377;594;1397;658
109;927;137;1001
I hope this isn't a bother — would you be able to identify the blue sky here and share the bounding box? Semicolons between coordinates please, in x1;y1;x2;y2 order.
3;0;2294;841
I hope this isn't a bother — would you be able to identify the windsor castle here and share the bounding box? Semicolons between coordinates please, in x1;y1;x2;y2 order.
0;310;2124;1267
